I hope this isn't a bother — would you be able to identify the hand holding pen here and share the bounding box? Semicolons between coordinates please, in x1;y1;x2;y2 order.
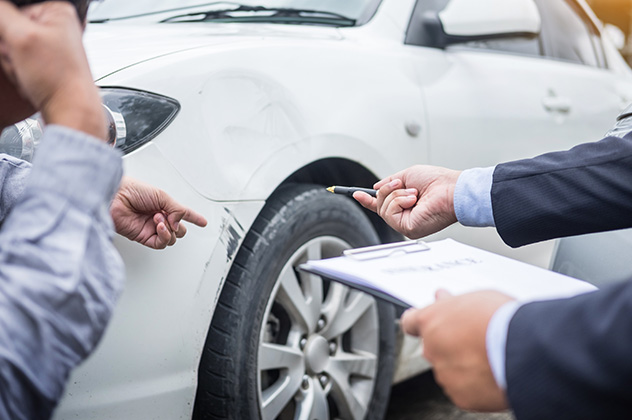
348;165;462;239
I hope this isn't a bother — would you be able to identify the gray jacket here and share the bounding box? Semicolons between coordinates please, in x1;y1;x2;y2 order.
0;125;124;420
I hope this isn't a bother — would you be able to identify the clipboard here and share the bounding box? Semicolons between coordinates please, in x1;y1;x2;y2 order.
299;238;597;309
317;239;429;308
343;239;429;261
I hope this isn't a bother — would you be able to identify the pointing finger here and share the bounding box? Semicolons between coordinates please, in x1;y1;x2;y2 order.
166;208;207;233
181;208;207;227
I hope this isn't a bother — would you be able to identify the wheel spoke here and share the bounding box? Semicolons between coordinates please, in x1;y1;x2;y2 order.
326;351;377;419
328;351;377;380
277;265;319;332
305;240;322;261
261;363;304;420
320;282;347;328
322;291;374;340
258;342;304;371
327;364;367;420
295;377;329;420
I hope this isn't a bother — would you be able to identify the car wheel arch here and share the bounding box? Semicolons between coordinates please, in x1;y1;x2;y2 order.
274;157;403;245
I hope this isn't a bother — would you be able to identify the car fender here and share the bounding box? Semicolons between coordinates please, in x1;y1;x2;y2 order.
98;39;428;201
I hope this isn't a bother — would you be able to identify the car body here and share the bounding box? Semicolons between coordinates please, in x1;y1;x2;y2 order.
0;0;630;419
552;228;632;286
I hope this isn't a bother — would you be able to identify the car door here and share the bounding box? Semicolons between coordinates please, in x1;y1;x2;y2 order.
404;0;558;171
531;0;632;145
405;0;630;170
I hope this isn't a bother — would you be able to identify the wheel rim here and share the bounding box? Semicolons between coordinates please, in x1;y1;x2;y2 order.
258;236;380;420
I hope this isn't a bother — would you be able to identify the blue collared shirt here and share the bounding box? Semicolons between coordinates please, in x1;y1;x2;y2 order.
0;125;124;419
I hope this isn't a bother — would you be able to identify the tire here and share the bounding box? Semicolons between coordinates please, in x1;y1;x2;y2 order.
193;184;396;420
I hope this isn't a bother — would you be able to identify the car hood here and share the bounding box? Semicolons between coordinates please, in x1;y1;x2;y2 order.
84;23;343;80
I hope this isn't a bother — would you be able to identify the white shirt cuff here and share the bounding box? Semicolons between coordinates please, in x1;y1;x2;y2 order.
454;166;495;227
486;300;523;390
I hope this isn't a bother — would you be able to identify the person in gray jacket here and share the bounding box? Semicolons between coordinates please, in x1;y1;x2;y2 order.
0;0;206;418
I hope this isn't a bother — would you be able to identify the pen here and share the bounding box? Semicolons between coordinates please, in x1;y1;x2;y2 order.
326;186;377;197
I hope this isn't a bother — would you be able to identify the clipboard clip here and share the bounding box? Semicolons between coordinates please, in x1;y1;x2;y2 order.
343;239;429;261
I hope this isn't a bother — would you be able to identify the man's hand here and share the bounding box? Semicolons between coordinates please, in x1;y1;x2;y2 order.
111;177;208;250
401;290;513;412
0;1;105;139
354;165;461;239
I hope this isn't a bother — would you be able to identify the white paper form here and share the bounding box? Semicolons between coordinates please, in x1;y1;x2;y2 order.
299;239;597;308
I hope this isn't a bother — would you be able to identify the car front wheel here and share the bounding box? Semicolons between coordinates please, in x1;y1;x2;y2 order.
193;184;395;420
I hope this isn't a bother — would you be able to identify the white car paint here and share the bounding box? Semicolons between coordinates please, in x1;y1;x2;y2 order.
48;0;632;418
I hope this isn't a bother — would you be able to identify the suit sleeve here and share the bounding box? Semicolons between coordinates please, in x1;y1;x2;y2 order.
505;282;632;420
491;134;632;247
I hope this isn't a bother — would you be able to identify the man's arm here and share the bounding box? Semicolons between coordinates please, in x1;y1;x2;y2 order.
493;134;632;247
505;283;632;420
0;161;207;248
0;126;123;419
355;135;632;247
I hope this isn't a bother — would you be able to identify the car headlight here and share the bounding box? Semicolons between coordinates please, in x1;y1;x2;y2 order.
0;88;180;162
100;87;180;153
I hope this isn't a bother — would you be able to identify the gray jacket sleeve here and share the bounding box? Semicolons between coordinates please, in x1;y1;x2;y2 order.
0;154;31;224
0;125;124;420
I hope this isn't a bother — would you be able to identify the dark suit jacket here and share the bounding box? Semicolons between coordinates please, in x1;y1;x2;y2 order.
490;134;632;419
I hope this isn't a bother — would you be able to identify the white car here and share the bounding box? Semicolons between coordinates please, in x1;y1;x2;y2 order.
1;0;631;419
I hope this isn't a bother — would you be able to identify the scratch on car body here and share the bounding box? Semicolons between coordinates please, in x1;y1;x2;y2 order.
218;207;245;262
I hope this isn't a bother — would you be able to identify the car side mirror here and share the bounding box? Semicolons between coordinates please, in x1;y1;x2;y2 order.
422;0;541;48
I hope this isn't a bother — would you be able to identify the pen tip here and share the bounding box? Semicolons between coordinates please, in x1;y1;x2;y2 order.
326;186;335;193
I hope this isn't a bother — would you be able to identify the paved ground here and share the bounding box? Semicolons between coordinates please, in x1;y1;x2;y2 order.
386;372;515;420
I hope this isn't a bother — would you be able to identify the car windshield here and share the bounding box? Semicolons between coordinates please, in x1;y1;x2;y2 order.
88;0;381;26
